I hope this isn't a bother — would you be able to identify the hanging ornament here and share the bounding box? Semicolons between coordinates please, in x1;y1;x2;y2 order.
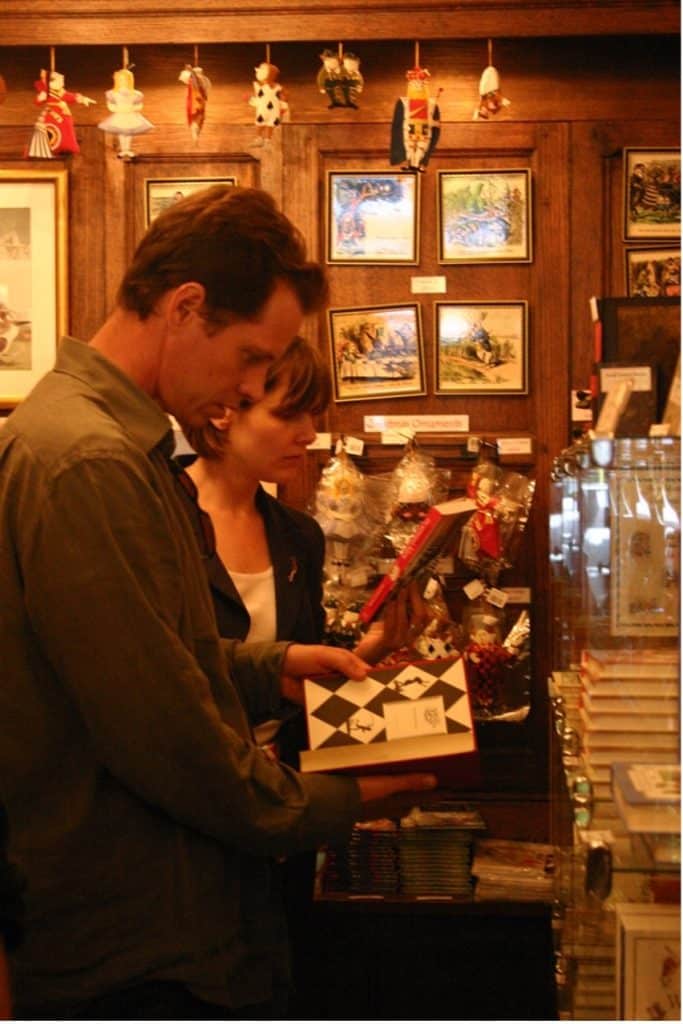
26;49;96;158
249;45;288;147
98;48;153;160
340;49;363;109
389;43;442;173
317;47;343;108
473;40;511;121
178;47;211;142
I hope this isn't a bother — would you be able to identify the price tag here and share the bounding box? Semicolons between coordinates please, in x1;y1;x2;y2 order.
496;437;533;455
343;435;365;456
485;587;509;608
307;432;332;450
463;579;486;600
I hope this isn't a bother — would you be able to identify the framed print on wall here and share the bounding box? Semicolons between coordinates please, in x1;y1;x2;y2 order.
145;176;236;226
438;169;532;264
434;300;528;395
0;167;68;406
624;148;681;241
326;171;419;264
328;303;426;402
625;247;680;297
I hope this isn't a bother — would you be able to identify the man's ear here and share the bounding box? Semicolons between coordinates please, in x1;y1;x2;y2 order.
210;410;233;431
167;282;206;324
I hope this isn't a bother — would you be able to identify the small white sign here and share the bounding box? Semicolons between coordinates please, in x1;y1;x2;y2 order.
463;579;486;600
599;365;652;392
485;587;509;608
384;696;447;741
410;275;447;294
307;432;332;450
365;414;469;433
343;435;365;456
503;587;531;604
496;437;533;455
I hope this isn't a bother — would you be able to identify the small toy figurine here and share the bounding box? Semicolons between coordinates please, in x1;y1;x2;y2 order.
473;63;511;121
340;51;364;109
249;61;288;146
317;49;344;108
98;66;153;160
390;64;441;172
178;63;211;142
27;68;96;158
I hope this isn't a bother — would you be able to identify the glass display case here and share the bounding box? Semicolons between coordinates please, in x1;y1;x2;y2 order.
549;435;680;1020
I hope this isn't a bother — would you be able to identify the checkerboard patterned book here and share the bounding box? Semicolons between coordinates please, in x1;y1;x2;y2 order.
300;656;480;788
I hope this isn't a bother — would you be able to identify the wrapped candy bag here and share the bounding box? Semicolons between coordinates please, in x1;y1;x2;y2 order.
463;600;531;720
458;458;535;584
382;436;450;556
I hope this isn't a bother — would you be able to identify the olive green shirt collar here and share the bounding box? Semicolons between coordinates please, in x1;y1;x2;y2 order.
56;335;175;458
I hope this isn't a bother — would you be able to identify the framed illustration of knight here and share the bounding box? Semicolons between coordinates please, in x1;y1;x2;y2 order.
327;303;426;402
437;169;532;264
326;171;419;264
0;167;68;406
434;300;529;395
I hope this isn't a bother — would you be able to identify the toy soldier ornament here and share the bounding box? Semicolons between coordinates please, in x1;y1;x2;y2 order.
390;53;441;172
27;66;96;158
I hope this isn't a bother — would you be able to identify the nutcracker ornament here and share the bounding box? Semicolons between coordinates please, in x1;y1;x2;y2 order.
178;57;211;142
390;47;441;173
27;63;96;158
473;40;511;121
98;55;153;160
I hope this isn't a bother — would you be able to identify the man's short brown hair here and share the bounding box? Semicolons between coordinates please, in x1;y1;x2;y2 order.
117;185;328;325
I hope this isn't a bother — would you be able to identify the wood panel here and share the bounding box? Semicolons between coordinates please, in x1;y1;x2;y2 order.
0;1;679;44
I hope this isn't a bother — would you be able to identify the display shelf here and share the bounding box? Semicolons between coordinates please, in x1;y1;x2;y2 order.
549;435;680;1020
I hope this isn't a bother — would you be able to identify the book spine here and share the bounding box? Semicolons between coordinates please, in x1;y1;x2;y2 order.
359;506;443;624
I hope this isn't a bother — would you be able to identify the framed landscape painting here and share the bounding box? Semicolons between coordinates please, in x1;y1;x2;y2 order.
435;300;528;395
326;171;419;264
0;167;68;406
145;176;236;225
624;148;681;241
327;303;426;402
438;169;532;264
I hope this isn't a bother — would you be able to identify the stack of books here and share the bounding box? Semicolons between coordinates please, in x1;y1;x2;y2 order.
577;648;679;816
321;819;400;896
611;762;681;835
471;838;557;901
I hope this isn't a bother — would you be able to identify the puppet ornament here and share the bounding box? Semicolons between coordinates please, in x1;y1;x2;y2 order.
317;46;364;109
473;41;511;121
249;60;288;146
178;62;211;142
98;63;153;160
341;51;363;108
390;55;441;173
27;67;96;158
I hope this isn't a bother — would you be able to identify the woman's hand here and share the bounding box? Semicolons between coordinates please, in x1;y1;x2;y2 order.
354;579;431;664
280;643;370;704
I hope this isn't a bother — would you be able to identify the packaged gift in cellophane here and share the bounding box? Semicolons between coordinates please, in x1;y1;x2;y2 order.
462;599;531;721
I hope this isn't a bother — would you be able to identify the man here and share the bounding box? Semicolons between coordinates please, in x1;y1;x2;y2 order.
0;186;435;1019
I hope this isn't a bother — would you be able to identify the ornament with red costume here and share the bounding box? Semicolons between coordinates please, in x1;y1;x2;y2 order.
27;69;95;158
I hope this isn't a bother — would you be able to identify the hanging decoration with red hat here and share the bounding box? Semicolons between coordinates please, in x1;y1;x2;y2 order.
178;46;211;143
26;47;96;158
98;47;154;160
389;42;442;173
473;39;511;121
248;43;288;148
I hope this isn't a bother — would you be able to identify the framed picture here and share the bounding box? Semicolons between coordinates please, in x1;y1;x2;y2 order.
434;300;528;395
327;303;426;402
624;148;681;241
437;169;532;264
0;167;68;406
625;247;680;297
616;902;680;1020
326;171;419;264
145;176;236;226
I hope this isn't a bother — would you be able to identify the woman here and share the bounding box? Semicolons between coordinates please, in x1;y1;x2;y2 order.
181;337;425;1018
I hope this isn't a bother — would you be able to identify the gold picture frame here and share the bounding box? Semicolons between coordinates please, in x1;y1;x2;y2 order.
0;167;69;406
623;148;681;242
434;300;529;395
437;169;532;264
326;171;419;265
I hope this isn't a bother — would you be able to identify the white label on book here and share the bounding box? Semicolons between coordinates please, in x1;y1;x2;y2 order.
383;695;447;741
365;414;469;433
599;365;652;392
410;275;447;294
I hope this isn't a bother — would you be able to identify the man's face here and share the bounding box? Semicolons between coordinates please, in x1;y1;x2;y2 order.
157;279;304;429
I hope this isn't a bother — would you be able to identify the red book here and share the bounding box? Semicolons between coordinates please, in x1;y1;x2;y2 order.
359;496;476;625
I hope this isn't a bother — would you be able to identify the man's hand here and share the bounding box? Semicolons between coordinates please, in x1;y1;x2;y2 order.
356;772;438;821
280;643;370;705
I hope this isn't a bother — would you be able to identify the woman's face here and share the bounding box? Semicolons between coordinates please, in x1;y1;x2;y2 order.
218;378;318;484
